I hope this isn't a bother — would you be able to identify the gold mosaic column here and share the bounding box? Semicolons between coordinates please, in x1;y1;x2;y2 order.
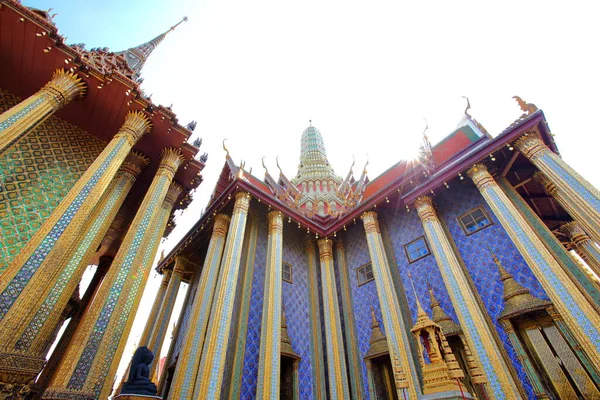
147;257;187;380
335;240;365;399
0;151;148;360
256;211;284;399
167;213;231;400
305;238;328;400
468;163;600;368
561;222;600;280
361;212;419;399
317;238;351;400
44;149;184;400
0;111;151;360
0;69;86;153
139;270;173;348
413;196;521;398
516;132;600;243
193;192;251;399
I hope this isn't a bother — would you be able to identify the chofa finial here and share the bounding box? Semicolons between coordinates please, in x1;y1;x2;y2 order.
222;139;230;158
513;96;538;117
461;96;471;116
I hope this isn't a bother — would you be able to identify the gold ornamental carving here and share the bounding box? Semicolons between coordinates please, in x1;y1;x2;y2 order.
118;151;150;181
159;270;172;288
467;164;496;190
413;196;437;222
560;222;589;247
317;238;333;262
42;69;87;110
163;182;184;206
360;211;380;234
156;148;185;179
233;192;251;214
267;211;283;234
533;172;558;196
514;132;550;161
213;214;231;237
115;110;153;146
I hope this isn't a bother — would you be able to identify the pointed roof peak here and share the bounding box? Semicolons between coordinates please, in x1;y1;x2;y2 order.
117;16;188;78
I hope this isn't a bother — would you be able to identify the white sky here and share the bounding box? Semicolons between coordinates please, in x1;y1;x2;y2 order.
92;0;600;392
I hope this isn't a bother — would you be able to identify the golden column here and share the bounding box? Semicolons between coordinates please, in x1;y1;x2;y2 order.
43;149;184;400
317;238;351;400
146;257;188;380
193;192;251;399
256;211;284;399
167;213;231;400
361;212;420;399
0;69;86;153
335;240;365;399
0;111;151;351
0;151;149;360
139;270;173;347
561;222;600;280
413;196;521;398
468;163;600;367
516;132;600;243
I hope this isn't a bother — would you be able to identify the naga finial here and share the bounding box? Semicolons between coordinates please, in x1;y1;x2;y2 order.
422;117;429;137
461;96;471;116
363;154;369;174
513;96;538;116
222;139;230;158
262;157;269;174
276;156;284;175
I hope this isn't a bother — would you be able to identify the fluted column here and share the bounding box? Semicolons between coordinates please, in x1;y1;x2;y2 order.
561;222;600;279
193;192;251;399
335;241;365;399
516;132;600;243
0;69;86;153
140;270;173;348
361;212;420;399
147;257;187;380
44;149;184;400
317;238;350;400
256;211;284;399
36;256;112;391
305;238;328;400
1;152;149;362
468;164;600;368
413;196;521;398
0;111;152;363
167;213;231;399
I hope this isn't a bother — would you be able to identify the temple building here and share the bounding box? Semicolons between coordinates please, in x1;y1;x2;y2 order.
0;1;205;399
144;97;600;399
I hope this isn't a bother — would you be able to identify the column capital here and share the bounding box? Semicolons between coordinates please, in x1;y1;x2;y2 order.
317;238;333;262
160;269;173;288
163;182;184;207
414;195;438;222
213;214;231;237
334;239;345;250
361;211;380;234
514;132;550;160
173;256;189;276
42;69;87;110
532;171;558;196
467;163;496;190
233;192;252;214
157;148;185;179
115;110;153;146
560;222;590;246
118;151;150;182
97;255;114;276
304;236;317;253
268;211;283;234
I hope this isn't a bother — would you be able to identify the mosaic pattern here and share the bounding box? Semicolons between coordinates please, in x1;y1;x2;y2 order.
16;178;129;351
0;138;124;319
343;225;384;400
0;95;46;133
0;89;106;268
170;278;198;365
67;175;168;390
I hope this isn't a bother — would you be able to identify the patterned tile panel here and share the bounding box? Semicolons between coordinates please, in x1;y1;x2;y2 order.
170;275;199;365
0;89;106;270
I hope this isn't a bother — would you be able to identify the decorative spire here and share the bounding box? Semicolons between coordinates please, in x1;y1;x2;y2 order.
489;251;551;320
364;306;388;359
116;17;188;78
280;307;300;359
428;287;462;337
295;123;337;180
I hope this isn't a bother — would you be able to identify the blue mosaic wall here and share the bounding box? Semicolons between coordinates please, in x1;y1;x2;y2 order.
342;225;383;399
240;214;268;399
170;272;199;365
380;182;547;399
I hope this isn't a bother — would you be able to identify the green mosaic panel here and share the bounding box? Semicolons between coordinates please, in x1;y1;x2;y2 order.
0;89;106;270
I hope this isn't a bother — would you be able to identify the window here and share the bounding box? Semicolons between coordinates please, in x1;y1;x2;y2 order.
458;206;492;235
404;236;430;263
357;263;374;286
283;262;293;283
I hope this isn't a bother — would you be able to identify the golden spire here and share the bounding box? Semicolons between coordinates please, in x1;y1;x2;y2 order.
280;307;300;359
364;306;388;359
428;287;462;337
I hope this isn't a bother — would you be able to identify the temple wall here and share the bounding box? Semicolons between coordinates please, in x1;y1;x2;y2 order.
0;89;106;270
342;224;383;399
169;271;199;366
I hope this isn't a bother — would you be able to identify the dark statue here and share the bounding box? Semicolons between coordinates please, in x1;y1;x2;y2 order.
121;346;158;396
